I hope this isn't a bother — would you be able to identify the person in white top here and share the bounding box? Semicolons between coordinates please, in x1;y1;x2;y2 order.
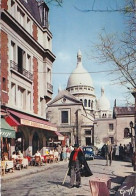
17;151;23;159
49;148;54;155
54;149;59;162
12;151;17;160
35;150;41;158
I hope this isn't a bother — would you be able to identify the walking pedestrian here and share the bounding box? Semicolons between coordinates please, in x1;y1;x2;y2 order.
105;141;113;166
66;146;71;161
119;144;123;160
68;144;92;188
62;146;67;161
115;145;119;160
57;144;62;161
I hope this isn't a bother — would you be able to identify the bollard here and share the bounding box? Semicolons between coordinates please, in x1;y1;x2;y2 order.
89;176;111;196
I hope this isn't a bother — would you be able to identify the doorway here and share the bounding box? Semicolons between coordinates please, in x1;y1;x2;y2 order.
32;132;39;155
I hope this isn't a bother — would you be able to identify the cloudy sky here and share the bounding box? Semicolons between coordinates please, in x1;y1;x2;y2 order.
48;0;132;108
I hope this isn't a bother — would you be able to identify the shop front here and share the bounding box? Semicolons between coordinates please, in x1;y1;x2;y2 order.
1;117;16;160
3;108;64;156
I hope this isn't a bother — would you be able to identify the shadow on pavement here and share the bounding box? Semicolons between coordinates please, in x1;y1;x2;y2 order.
48;180;70;188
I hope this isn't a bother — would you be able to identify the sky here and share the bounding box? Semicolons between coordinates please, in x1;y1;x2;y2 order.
47;0;133;108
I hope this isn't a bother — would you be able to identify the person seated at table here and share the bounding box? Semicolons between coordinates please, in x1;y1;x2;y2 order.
45;148;49;155
35;150;44;161
17;150;23;159
49;148;54;155
27;150;32;157
54;149;59;162
34;151;44;165
12;151;17;160
35;150;41;157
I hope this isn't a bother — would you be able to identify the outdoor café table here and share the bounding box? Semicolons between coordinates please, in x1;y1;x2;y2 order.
89;175;111;196
43;155;51;163
1;160;14;172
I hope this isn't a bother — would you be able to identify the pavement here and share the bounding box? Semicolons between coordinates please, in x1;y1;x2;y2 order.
1;161;67;182
1;159;136;196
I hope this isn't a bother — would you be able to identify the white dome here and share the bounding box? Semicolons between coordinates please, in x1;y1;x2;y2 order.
97;87;110;110
67;50;93;88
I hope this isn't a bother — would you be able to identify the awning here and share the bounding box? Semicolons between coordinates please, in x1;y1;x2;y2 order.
7;109;57;132
1;118;15;138
54;131;65;141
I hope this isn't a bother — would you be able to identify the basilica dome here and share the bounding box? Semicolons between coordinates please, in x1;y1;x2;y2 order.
67;50;93;88
97;87;110;110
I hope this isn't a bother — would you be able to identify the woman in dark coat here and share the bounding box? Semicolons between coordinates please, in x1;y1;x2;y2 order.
68;144;93;188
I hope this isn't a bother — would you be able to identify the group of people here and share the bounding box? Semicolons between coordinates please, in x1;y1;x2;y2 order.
12;150;23;160
101;142;133;166
57;144;74;162
11;144;93;189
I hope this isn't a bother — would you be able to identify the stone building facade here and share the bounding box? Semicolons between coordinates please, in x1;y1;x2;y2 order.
0;0;61;157
47;50;135;148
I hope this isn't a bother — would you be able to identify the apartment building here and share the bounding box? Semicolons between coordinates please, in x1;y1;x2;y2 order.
0;0;61;157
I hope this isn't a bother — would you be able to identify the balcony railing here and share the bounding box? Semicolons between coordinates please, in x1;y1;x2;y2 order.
10;60;33;81
47;82;53;93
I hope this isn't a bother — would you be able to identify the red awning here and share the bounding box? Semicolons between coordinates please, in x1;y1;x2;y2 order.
5;115;20;126
54;131;65;141
7;109;57;132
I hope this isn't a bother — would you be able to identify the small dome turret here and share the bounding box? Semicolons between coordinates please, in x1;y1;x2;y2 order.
97;87;110;110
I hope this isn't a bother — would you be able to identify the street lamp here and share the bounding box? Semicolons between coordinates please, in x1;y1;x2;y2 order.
129;121;134;138
130;88;136;171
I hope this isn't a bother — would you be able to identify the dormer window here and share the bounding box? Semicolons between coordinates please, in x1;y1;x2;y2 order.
38;2;49;27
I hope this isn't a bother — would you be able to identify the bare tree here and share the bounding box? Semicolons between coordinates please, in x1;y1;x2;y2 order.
95;0;136;92
43;0;63;6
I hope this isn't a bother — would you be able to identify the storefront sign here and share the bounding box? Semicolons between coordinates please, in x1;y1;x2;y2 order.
21;119;57;131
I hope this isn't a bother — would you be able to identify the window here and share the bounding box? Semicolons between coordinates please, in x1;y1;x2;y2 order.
2;78;6;91
88;100;91;107
61;111;68;123
109;137;114;144
109;124;114;131
47;36;51;49
18;47;25;74
11;83;16;105
84;99;87;107
86;137;92;146
102;113;106;118
40;97;44;116
17;7;25;26
27;91;31;111
18;86;25;109
27;17;31;33
26;54;31;72
47;68;51;83
85;130;91;135
11;41;15;62
11;0;15;17
124;128;130;138
91;101;93;109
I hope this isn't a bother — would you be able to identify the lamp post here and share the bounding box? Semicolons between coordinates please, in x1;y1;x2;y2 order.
130;88;136;171
129;121;134;148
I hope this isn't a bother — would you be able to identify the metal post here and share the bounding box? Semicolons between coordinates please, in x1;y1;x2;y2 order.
131;89;136;171
134;93;136;171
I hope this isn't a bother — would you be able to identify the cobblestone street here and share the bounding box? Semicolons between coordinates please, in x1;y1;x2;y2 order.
1;159;134;196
